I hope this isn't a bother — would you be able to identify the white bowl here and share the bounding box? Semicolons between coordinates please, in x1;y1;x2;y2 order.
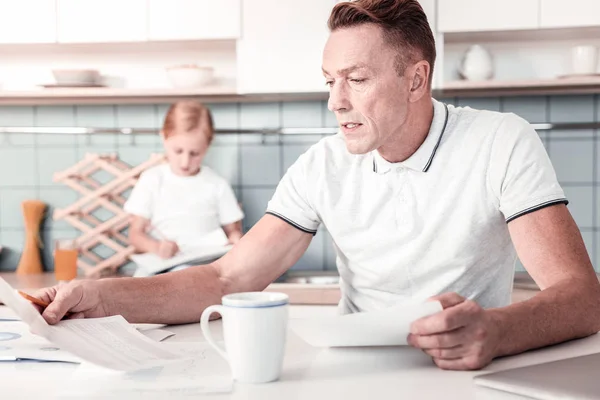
52;69;100;86
166;65;214;88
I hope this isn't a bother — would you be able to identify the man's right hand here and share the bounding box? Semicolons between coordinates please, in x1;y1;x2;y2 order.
33;280;108;325
156;240;179;259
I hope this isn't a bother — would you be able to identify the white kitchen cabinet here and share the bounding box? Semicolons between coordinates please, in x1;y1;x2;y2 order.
540;0;600;28
237;0;336;94
148;0;241;41
57;0;147;43
0;0;56;43
417;0;441;88
438;0;539;32
418;0;436;28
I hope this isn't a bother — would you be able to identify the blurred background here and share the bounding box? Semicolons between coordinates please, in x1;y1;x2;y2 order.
0;0;598;277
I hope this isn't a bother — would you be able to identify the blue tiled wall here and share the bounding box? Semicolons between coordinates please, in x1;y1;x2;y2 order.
0;95;598;274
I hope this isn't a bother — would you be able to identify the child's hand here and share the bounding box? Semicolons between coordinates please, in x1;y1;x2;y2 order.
156;240;179;259
228;233;242;244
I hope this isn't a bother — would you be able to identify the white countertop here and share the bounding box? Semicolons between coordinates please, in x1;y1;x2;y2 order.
2;305;600;399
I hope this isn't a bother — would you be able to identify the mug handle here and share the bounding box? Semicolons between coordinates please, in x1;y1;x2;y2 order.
200;305;228;361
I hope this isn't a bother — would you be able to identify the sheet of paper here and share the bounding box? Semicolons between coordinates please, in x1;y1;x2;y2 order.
0;279;48;334
0;320;81;363
56;342;233;399
42;316;183;370
0;319;174;363
131;244;232;276
0;277;183;371
0;306;19;321
139;328;175;342
131;323;167;331
290;301;443;347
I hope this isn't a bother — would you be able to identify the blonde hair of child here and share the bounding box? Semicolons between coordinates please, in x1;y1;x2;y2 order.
161;100;214;144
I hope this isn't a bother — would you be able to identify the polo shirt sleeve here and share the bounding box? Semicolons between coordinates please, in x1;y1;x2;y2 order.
488;113;568;223
123;169;157;220
266;150;320;235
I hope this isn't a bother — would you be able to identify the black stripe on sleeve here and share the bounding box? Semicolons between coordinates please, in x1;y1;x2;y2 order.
505;198;569;223
265;211;318;235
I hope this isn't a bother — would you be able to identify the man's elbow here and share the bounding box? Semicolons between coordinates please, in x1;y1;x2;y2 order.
211;260;230;298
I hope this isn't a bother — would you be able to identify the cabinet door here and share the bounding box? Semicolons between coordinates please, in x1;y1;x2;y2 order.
148;0;241;41
540;0;600;28
438;0;539;32
57;0;147;43
237;0;336;93
0;0;56;44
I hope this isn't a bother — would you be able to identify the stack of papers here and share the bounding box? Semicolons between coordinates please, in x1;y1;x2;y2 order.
0;318;174;363
0;277;234;396
0;320;81;363
0;277;182;371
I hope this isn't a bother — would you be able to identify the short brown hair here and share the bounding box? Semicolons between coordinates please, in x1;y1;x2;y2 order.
328;0;436;83
162;100;214;144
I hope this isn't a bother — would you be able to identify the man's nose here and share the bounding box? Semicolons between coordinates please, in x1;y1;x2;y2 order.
327;82;351;113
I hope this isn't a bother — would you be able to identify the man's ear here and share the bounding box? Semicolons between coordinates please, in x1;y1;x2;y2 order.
408;60;431;101
411;73;423;90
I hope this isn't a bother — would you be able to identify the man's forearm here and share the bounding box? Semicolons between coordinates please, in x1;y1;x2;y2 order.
97;264;225;324
489;278;600;358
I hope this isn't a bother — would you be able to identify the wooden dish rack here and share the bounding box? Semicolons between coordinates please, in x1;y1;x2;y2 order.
52;153;165;277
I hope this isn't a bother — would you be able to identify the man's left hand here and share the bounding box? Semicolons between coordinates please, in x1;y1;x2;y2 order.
407;293;502;370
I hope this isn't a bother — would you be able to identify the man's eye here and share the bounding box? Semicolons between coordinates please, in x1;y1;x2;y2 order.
350;78;365;84
325;80;334;87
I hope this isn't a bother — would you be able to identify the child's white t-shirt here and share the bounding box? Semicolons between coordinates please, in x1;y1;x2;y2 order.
124;164;244;248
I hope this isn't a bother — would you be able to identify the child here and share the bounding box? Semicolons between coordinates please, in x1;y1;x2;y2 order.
124;100;244;261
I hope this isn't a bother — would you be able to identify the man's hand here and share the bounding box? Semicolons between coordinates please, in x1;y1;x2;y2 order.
32;280;108;324
407;293;501;370
156;240;179;259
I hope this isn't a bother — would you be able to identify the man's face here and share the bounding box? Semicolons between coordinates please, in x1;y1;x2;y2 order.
323;24;411;154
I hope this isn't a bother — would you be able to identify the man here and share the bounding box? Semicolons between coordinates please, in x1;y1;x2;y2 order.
36;0;600;371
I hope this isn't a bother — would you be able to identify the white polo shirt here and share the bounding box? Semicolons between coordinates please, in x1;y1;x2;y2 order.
266;99;567;314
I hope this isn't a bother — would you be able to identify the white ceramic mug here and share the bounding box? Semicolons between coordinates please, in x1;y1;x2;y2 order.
571;45;598;75
200;292;289;384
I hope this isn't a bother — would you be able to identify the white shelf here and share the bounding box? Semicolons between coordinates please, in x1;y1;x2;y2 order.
1;78;600;105
443;26;600;44
0;86;330;105
437;76;600;97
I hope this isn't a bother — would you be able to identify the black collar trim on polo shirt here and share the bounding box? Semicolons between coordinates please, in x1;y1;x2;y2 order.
422;103;450;172
371;102;450;174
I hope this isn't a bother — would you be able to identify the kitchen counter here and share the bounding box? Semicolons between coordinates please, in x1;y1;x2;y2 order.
1;271;542;305
1;271;544;305
1;303;600;399
267;271;545;304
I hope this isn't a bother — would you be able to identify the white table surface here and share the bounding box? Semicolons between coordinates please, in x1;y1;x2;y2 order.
1;305;600;400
